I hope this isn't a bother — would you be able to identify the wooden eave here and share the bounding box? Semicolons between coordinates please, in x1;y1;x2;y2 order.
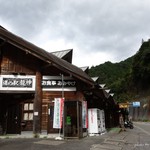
0;26;94;86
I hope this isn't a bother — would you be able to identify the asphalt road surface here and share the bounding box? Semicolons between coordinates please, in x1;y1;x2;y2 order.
1;122;150;150
0;136;105;150
134;121;150;136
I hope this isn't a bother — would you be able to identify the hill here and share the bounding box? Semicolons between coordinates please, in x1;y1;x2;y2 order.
89;39;150;102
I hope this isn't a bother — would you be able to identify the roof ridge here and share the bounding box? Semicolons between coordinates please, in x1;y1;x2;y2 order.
0;26;94;86
51;49;73;53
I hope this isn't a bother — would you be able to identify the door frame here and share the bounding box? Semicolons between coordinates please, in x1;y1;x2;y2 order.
64;100;82;138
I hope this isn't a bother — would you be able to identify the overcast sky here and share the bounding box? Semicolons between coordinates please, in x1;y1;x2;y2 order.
0;0;150;67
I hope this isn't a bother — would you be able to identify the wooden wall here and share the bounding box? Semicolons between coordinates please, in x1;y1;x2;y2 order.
0;42;88;134
0;43;44;74
42;91;85;133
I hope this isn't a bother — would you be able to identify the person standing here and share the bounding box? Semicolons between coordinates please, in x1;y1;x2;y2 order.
119;114;125;131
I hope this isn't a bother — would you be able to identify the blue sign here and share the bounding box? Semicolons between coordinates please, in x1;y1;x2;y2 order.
133;102;140;107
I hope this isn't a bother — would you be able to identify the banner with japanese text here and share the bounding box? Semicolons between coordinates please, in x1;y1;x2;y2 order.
82;101;88;128
53;98;64;129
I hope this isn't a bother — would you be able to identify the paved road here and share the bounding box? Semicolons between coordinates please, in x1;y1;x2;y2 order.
0;122;150;150
0;136;107;150
90;122;150;150
134;121;150;136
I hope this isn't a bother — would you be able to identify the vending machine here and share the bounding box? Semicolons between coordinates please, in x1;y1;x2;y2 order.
88;108;106;136
88;108;102;135
100;109;106;133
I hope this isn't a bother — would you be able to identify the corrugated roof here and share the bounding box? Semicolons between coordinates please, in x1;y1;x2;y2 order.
80;66;89;72
51;49;72;58
51;49;73;63
92;77;99;82
0;26;94;86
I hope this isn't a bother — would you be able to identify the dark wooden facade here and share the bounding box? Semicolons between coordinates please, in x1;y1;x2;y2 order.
0;26;94;138
42;91;85;136
0;26;118;138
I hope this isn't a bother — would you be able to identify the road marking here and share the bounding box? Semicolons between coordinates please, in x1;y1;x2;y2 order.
134;124;150;136
91;144;122;150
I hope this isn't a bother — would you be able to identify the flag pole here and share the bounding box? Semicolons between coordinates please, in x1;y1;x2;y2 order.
55;74;64;140
61;74;65;139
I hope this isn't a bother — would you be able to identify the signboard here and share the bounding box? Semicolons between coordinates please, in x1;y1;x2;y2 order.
42;76;76;91
0;75;76;92
66;116;71;125
119;103;129;108
53;98;64;129
133;102;140;107
0;75;35;91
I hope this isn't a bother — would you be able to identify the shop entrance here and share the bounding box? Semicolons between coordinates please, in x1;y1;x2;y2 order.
64;101;82;138
0;93;34;135
6;103;21;134
0;95;21;134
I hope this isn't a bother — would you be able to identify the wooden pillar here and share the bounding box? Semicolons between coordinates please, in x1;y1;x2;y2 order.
0;46;2;74
77;101;79;138
33;70;42;134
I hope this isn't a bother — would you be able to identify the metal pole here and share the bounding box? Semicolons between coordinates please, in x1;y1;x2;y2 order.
61;74;65;139
77;101;79;138
55;74;64;140
61;74;64;98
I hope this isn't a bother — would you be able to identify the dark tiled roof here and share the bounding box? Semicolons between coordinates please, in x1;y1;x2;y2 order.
0;26;94;86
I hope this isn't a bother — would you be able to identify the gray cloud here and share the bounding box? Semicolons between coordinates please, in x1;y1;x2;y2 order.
0;0;150;66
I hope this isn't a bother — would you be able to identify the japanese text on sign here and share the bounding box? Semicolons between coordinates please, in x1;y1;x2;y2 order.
42;80;76;88
2;78;33;87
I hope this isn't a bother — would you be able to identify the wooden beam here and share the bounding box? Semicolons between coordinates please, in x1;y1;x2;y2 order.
33;70;42;134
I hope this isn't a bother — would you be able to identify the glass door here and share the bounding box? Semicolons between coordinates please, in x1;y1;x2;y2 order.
64;101;82;138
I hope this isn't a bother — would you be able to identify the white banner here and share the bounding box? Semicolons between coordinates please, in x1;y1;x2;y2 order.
53;98;64;129
82;101;88;128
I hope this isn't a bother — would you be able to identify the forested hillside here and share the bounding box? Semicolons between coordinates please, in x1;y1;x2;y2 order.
89;40;150;102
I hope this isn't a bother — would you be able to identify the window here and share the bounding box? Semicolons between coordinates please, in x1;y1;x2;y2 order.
23;103;33;121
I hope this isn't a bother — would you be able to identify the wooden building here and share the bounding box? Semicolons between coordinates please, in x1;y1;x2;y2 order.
0;26;96;138
0;26;118;138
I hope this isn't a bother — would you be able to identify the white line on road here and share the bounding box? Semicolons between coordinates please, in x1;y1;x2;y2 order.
134;124;150;136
